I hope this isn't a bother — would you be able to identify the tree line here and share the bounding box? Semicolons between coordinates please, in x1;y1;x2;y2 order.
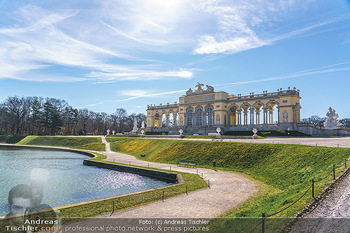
301;115;350;127
0;96;146;136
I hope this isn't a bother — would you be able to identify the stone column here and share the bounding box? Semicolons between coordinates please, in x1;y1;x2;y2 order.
263;108;267;125
268;109;273;124
250;108;254;126
193;112;197;126
244;110;248;126
277;106;280;124
256;109;261;125
237;109;242;126
202;112;205;126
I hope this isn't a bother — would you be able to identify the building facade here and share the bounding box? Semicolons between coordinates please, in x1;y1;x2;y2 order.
146;83;301;135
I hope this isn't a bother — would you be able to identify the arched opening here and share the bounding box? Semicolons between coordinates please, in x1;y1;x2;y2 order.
161;113;167;128
196;108;203;126
168;112;174;128
254;103;263;125
216;114;220;125
241;105;250;126
267;102;278;124
205;107;213;126
186;109;193;126
229;106;237;126
154;113;160;128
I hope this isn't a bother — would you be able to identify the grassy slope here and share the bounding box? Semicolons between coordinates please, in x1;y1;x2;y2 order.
106;137;350;219
0;135;26;144
16;136;105;151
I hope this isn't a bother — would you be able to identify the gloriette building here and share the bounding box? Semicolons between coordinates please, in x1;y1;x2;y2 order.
146;83;302;135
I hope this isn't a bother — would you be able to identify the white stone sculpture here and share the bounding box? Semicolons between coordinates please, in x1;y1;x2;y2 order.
283;112;288;122
324;107;341;129
131;120;138;133
216;127;221;137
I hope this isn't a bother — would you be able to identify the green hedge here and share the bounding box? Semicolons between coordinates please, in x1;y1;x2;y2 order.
0;135;26;144
145;132;168;135
223;130;310;137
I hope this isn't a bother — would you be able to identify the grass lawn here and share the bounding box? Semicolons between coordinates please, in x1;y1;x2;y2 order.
16;136;105;151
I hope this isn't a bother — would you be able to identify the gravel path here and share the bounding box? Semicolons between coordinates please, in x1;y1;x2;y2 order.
289;171;350;232
306;173;350;219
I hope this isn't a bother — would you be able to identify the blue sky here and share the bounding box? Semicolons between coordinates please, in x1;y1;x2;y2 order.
0;0;350;118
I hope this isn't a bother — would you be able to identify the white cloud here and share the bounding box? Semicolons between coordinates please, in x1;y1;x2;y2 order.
0;3;194;82
0;0;345;83
85;102;105;107
194;34;267;54
88;69;193;82
116;89;187;101
215;62;350;88
192;0;327;55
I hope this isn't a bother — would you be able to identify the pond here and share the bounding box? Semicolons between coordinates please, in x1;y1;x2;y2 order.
0;147;171;217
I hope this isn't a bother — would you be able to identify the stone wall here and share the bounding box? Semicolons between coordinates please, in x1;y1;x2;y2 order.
296;125;350;137
84;160;178;183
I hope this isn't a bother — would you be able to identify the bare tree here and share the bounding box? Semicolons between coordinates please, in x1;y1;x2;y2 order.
3;96;31;135
0;95;147;136
301;115;326;126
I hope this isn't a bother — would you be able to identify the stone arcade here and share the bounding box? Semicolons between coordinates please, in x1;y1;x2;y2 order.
146;83;302;135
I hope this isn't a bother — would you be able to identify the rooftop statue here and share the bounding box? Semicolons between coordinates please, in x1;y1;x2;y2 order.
195;82;204;92
206;85;214;92
186;83;215;96
186;88;193;96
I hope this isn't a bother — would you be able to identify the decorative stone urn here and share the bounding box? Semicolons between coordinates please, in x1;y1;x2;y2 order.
216;127;221;138
179;129;183;137
252;128;258;139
